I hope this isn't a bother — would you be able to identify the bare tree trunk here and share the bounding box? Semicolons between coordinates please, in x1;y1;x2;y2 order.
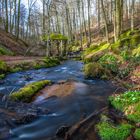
81;0;87;40
100;0;109;42
131;0;135;30
87;0;91;44
16;0;21;39
5;0;8;32
115;0;123;41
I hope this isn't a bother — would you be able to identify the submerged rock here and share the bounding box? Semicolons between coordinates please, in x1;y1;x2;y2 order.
56;125;70;138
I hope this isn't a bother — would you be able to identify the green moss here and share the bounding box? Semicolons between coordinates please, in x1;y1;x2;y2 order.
83;43;110;63
0;74;5;80
109;91;140;123
96;122;132;140
86;43;110;55
84;62;105;78
134;129;140;140
10;80;51;102
83;44;99;55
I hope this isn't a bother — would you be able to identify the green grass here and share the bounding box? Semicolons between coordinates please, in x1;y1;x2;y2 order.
109;91;140;123
96;122;132;140
10;80;51;102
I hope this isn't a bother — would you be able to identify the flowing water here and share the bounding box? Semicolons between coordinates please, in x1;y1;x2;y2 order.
0;60;117;140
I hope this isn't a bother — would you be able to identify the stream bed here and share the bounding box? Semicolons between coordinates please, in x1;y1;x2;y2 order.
0;60;117;140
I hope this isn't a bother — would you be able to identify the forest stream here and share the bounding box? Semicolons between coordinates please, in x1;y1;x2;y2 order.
0;60;117;140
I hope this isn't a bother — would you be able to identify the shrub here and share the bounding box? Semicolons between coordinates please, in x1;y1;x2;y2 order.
10;80;51;102
96;122;132;140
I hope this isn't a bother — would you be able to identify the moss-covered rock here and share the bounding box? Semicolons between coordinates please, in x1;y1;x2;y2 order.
83;43;110;63
96;122;132;140
10;80;51;102
84;62;106;78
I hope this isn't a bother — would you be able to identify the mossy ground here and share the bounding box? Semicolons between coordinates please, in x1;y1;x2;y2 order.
10;80;51;102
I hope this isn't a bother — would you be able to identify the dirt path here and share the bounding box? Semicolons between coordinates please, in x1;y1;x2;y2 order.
0;56;43;64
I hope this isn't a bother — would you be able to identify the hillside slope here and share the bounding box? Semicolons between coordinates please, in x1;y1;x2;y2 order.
0;29;28;55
